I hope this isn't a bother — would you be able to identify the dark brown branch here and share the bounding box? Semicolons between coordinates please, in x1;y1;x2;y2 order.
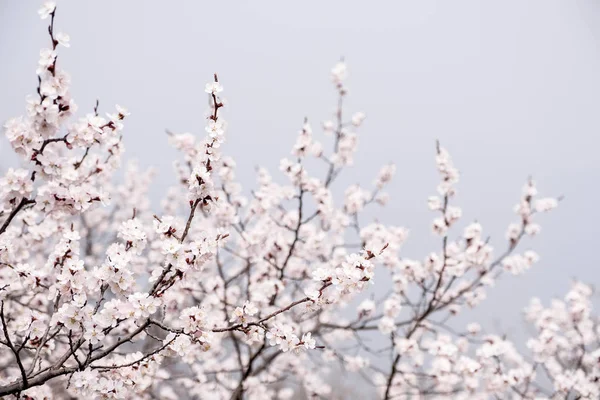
0;301;28;388
0;197;35;237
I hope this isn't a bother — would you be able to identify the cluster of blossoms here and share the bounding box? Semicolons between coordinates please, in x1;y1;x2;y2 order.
0;3;595;400
266;324;316;353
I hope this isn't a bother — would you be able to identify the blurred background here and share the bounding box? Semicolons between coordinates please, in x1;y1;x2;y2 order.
1;0;599;355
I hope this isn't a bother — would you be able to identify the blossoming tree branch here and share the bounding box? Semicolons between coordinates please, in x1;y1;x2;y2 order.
0;3;598;399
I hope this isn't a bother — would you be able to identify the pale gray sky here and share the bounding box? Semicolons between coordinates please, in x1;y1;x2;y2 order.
1;0;599;343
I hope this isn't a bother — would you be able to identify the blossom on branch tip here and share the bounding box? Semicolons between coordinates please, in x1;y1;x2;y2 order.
204;81;223;94
38;2;56;20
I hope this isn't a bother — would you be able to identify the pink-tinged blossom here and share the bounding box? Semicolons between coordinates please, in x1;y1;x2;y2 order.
351;111;366;126
38;2;55;20
331;61;348;83
56;32;70;47
128;292;162;319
